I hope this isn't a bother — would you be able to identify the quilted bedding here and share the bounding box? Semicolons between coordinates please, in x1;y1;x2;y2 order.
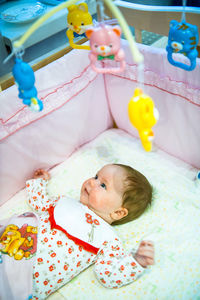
0;129;199;300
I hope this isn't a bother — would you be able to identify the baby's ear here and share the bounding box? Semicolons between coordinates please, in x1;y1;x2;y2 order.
110;207;128;221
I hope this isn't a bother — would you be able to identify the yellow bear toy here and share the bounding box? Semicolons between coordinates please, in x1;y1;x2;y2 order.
67;3;93;50
0;224;37;260
0;225;25;260
128;88;159;152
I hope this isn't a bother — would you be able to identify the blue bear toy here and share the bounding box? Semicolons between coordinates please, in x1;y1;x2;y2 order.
12;58;43;111
166;20;199;71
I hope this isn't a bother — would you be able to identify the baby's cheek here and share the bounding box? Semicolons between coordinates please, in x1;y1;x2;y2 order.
94;198;110;212
89;193;103;210
89;195;99;207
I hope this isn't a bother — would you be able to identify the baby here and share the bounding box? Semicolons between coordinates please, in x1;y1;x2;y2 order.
0;164;154;300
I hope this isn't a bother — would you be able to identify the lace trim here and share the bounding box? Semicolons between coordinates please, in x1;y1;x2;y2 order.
105;62;200;106
0;65;97;141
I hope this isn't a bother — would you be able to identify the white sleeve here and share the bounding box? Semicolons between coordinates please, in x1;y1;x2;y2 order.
94;238;145;288
26;179;59;214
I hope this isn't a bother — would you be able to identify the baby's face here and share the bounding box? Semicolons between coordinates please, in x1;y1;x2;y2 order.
80;164;125;223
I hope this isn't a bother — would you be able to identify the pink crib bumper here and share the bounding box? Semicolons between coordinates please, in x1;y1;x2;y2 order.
0;49;113;205
106;41;200;169
0;41;199;205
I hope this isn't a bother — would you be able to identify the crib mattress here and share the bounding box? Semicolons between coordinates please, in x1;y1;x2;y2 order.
0;129;200;300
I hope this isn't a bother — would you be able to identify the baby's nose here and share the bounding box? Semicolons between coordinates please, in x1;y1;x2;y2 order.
89;178;98;188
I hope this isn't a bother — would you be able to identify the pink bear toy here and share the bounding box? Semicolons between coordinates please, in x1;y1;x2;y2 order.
86;25;126;74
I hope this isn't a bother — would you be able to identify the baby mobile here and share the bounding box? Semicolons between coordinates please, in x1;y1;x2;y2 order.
3;0;159;152
66;0;159;151
166;0;199;71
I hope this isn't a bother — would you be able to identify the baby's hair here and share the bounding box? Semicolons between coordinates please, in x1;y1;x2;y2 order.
112;164;153;225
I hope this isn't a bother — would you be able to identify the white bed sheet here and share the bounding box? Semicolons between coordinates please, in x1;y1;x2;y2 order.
0;129;200;300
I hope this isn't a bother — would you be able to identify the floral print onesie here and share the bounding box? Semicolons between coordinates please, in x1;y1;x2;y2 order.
26;178;145;299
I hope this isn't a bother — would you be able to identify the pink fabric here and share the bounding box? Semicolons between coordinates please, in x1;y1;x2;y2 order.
0;212;38;300
105;41;200;168
0;41;199;204
0;50;113;205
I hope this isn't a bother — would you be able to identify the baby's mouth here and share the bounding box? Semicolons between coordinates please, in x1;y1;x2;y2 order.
84;187;89;196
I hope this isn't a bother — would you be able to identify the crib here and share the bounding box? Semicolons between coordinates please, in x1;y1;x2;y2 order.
0;2;200;299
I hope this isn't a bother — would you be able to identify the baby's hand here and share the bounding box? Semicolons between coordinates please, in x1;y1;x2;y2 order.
134;240;154;268
33;169;51;180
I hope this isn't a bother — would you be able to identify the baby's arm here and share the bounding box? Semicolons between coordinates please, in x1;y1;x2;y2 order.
94;238;154;288
26;169;59;213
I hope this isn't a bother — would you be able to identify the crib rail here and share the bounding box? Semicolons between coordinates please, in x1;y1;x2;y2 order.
0;38;87;92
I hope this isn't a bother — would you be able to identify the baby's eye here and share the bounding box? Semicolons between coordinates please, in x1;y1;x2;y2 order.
94;44;98;48
70;22;73;25
94;175;98;180
81;22;84;26
109;44;112;48
100;183;106;189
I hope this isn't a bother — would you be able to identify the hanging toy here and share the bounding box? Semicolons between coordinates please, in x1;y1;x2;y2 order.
66;3;93;50
166;0;199;72
128;88;159;152
12;58;43;111
166;20;198;71
166;0;199;71
86;25;126;74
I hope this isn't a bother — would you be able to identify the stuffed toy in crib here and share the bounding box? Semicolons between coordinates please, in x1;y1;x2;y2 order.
0;165;154;299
